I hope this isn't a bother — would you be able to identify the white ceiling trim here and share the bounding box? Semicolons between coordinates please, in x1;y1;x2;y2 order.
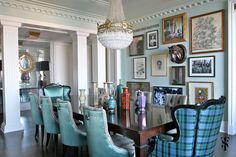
130;0;216;24
0;0;216;26
0;0;105;24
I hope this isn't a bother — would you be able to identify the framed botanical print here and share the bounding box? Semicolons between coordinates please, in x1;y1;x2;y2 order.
190;10;224;54
133;57;146;79
188;56;215;77
151;54;167;76
146;30;159;50
170;66;185;85
162;13;187;44
129;35;144;56
188;82;214;105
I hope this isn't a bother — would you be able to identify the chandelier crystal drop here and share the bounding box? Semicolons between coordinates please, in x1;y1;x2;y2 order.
97;0;133;50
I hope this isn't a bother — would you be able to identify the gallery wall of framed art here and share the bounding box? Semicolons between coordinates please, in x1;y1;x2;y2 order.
121;1;225;106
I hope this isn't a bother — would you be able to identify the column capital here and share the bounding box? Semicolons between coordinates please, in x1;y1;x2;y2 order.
0;20;21;27
70;31;90;38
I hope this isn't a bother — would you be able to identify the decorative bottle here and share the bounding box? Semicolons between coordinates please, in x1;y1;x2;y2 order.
116;79;123;108
79;89;86;104
138;91;146;112
90;82;98;107
121;87;130;110
108;96;116;114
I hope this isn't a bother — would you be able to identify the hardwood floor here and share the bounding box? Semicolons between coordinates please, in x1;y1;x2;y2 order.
0;111;235;157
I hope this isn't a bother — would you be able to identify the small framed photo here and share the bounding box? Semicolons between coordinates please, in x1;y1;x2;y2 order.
162;13;187;44
151;54;167;76
146;30;159;50
133;57;146;79
188;56;215;77
129;35;144;56
190;10;224;54
170;66;185;85
188;82;214;105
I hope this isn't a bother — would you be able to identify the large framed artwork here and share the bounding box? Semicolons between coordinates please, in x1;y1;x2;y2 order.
162;13;187;44
190;10;224;54
127;81;150;101
170;66;185;85
133;57;146;79
153;86;183;105
188;56;215;77
188;82;214;105
146;30;159;50
151;54;167;76
129;35;144;56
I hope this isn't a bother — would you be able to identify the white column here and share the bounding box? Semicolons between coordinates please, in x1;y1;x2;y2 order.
227;0;236;135
106;49;121;85
0;20;23;133
71;31;90;107
89;34;106;88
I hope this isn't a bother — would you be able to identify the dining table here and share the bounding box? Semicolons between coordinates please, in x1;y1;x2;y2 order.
70;96;175;157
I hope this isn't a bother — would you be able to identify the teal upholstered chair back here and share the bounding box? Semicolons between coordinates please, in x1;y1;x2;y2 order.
56;100;87;147
195;97;225;156
150;96;226;157
41;96;60;134
83;106;132;157
43;84;71;103
29;93;43;125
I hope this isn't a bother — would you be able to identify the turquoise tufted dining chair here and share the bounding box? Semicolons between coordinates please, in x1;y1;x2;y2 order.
56;99;87;156
149;96;226;157
29;93;44;143
40;96;60;146
83;106;135;157
43;83;71;103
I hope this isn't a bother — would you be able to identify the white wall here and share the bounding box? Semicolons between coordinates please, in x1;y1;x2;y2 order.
50;42;72;86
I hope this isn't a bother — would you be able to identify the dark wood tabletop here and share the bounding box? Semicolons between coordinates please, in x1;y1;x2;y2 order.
72;101;175;157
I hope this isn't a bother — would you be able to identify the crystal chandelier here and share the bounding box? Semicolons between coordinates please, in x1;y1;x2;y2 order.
97;0;133;50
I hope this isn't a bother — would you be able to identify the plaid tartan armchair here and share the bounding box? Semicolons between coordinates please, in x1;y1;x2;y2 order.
150;96;226;157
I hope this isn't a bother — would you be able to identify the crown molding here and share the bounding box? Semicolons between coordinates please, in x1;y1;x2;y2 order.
0;0;105;24
129;0;216;24
0;0;217;26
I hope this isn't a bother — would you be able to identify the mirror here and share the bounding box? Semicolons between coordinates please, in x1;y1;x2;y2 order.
19;52;35;73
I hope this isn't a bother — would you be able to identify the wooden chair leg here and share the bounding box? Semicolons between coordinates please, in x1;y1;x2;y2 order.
41;125;44;144
74;147;78;157
35;125;39;140
46;133;50;147
63;144;67;157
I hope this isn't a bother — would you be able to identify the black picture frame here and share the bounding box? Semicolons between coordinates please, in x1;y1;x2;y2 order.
153;86;183;105
146;30;159;50
188;56;215;77
129;35;144;56
170;66;185;85
133;57;146;79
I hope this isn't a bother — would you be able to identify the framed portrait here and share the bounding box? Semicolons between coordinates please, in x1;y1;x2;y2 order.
146;30;159;50
153;86;183;105
129;35;144;56
127;81;150;101
188;82;214;105
133;57;146;79
190;10;224;54
151;54;167;76
188;56;215;77
162;13;187;44
170;66;185;85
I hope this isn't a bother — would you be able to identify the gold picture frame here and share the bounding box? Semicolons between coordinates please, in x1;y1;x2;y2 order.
188;82;214;105
19;52;35;73
190;10;224;54
162;13;187;44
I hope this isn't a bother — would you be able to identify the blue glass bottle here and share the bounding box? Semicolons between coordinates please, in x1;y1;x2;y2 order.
108;96;116;114
116;79;123;108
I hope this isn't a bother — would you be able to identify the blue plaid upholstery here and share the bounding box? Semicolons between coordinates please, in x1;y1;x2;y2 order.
149;96;225;157
150;107;198;157
195;103;224;157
